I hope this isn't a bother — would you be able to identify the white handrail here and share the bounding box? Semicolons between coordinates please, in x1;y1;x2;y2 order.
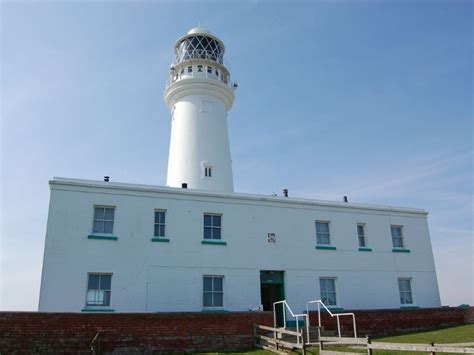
306;299;357;339
273;300;308;345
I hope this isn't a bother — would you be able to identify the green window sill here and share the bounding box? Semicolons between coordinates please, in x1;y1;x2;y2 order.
201;240;227;246
151;237;170;243
81;308;115;312
392;248;410;253
400;305;419;310
88;235;118;241
359;247;372;252
315;245;336;250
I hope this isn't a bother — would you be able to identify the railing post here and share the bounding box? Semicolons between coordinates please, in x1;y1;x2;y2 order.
318;326;324;351
318;302;321;327
296;315;300;345
273;303;276;329
367;335;372;355
430;342;436;355
301;328;307;355
353;314;358;338
337;315;341;337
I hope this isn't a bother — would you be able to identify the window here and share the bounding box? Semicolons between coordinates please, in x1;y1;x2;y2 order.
398;278;413;305
180;68;184;74
92;207;115;234
320;277;337;306
315;221;330;245
216;69;219;76
197;65;203;72
154;210;166;238
207;66;212;73
204;166;212;177
203;276;223;308
86;273;111;307
357;224;366;247
204;214;221;240
391;225;404;248
187;66;192;73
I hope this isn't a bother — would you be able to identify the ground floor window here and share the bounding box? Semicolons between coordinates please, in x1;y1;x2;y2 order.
203;275;223;308
86;273;112;307
398;278;413;305
319;277;337;306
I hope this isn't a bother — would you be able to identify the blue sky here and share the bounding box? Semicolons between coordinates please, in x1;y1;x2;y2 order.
1;0;472;310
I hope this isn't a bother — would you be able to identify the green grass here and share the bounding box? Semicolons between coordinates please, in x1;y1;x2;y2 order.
197;324;474;355
375;324;474;343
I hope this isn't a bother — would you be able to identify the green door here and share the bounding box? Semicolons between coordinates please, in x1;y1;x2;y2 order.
260;271;285;326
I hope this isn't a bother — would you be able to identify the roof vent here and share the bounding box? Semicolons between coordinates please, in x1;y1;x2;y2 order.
104;176;110;182
182;183;188;189
283;189;288;197
343;196;348;203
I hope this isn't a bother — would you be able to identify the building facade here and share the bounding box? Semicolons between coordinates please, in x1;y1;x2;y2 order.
39;28;441;313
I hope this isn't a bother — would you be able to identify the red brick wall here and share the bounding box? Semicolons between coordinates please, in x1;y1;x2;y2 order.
0;308;471;353
309;307;471;336
0;311;273;354
464;307;474;324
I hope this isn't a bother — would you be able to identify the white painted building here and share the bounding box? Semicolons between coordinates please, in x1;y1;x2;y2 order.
39;28;441;313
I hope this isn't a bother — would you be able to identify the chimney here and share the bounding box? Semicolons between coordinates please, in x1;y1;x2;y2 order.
283;189;288;197
343;196;348;203
104;176;110;182
182;183;188;189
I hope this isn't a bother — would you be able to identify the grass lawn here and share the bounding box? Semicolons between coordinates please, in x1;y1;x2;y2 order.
197;324;474;354
375;324;474;343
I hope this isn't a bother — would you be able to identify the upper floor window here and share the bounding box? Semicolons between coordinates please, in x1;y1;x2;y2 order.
197;65;203;72
204;214;221;240
319;277;337;306
92;206;115;234
154;210;166;238
391;225;404;248
187;66;192;73
203;275;223;308
398;278;413;305
357;224;366;247
207;66;212;73
315;221;330;245
86;273;112;307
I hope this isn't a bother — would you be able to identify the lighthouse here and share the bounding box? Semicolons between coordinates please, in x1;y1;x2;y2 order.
164;27;236;192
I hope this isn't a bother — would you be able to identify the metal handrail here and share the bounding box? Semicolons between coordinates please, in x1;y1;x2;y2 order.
273;300;308;345
306;299;357;339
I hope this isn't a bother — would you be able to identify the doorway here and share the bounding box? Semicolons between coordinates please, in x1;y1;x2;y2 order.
260;271;285;326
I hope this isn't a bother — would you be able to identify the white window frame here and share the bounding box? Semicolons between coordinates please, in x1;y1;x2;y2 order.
315;221;331;246
203;275;224;310
398;277;415;306
391;225;404;248
92;206;115;235
202;161;213;178
319;277;338;307
357;223;367;247
203;213;222;240
85;273;112;308
154;209;166;238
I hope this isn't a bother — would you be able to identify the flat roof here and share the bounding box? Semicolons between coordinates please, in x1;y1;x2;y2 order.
50;177;428;215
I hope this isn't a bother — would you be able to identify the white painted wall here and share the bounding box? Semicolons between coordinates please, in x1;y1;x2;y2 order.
39;178;441;313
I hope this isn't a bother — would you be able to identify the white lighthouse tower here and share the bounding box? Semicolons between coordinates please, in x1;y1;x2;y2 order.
164;28;236;192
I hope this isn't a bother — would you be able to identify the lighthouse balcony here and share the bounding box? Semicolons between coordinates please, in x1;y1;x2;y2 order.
166;63;236;90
